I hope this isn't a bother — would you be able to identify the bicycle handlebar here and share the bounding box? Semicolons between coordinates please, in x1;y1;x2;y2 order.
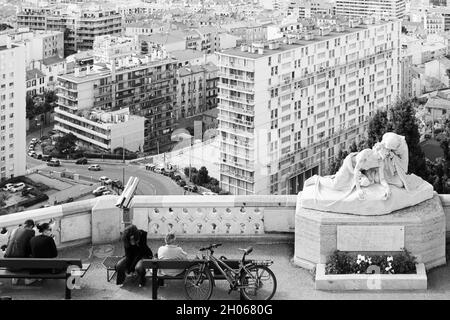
199;243;222;251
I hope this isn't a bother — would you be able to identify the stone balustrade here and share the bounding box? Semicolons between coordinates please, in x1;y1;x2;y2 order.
130;195;297;237
0;194;449;251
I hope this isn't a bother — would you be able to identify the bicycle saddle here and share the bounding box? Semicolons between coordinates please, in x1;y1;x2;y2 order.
238;246;253;255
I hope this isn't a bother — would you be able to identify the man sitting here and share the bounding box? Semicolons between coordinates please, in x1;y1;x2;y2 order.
4;219;36;285
157;233;188;277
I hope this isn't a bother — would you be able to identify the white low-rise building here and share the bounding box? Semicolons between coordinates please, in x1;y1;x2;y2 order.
54;107;145;152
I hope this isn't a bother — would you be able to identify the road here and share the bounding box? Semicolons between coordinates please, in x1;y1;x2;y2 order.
25;127;184;196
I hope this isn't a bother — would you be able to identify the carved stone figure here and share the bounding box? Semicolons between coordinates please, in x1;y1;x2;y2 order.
299;132;434;215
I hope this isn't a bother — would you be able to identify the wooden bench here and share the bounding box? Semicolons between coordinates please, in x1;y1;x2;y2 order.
0;258;91;299
103;256;248;300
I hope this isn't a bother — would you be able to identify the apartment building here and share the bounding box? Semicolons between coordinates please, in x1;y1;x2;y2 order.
54;36;178;153
174;62;219;120
0;39;26;180
216;20;401;195
424;12;445;34
5;29;64;64
17;6;122;55
55;107;145;152
336;0;406;20
287;0;335;19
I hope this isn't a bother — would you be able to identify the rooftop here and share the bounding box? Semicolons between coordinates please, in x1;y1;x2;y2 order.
26;68;45;81
220;21;397;59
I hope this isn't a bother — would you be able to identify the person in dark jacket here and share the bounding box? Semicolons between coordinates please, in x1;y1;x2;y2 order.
4;219;36;285
30;223;57;274
4;219;35;258
115;225;153;287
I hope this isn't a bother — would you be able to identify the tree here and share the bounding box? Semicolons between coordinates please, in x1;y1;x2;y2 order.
26;94;36;120
386;99;428;179
0;192;10;207
55;133;77;155
198;166;210;185
366;109;389;148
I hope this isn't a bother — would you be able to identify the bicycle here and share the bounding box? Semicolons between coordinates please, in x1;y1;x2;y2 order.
183;243;277;300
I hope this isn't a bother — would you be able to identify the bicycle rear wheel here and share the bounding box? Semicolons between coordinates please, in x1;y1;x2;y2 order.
240;265;277;300
184;264;214;300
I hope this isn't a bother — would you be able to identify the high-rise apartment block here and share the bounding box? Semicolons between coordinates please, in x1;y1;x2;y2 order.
17;6;122;56
54;36;178;153
217;20;401;195
0;38;26;180
336;0;406;20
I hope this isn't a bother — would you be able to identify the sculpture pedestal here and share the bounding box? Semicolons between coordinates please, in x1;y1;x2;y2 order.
294;194;446;270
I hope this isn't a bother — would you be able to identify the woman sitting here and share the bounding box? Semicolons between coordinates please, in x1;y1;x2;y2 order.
115;225;153;288
29;223;58;275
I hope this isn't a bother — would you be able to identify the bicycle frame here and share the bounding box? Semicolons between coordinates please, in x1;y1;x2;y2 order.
199;250;256;289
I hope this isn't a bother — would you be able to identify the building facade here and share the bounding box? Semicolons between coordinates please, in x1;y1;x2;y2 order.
54;39;178;153
17;6;122;56
216;20;401;195
336;0;406;20
174;62;219;120
0;39;26;180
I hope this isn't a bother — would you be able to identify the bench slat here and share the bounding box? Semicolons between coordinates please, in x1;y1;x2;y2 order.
0;258;83;269
0;269;66;279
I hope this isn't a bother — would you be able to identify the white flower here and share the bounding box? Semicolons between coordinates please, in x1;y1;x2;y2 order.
359;255;366;261
387;256;393;262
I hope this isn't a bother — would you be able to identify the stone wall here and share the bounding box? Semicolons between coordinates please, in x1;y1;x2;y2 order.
0;194;449;252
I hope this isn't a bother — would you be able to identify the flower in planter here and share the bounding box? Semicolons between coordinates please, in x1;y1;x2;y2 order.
387;256;393;262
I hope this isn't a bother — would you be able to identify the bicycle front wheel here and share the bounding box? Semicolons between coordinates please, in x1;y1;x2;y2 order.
240;265;277;300
184;264;214;300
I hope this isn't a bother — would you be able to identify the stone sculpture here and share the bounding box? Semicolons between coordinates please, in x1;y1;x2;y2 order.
299;132;434;215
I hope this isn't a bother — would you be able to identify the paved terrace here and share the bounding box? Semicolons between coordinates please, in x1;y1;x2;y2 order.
0;195;450;300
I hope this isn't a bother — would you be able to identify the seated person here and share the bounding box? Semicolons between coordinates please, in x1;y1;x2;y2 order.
4;219;36;285
157;233;188;277
4;219;35;258
115;225;153;288
30;223;58;275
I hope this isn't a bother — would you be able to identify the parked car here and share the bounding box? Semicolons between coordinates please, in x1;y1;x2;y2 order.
202;191;218;196
184;184;198;193
104;178;113;185
93;186;107;196
99;176;110;183
2;183;14;192
31;138;38;143
172;175;182;181
88;164;101;171
112;179;123;189
41;155;51;162
21;187;33;196
28;151;37;157
36;154;42;160
75;157;88;165
145;164;156;171
101;190;113;196
178;180;187;187
47;130;56;135
10;183;26;193
65;197;74;203
154;167;163;174
47;159;60;167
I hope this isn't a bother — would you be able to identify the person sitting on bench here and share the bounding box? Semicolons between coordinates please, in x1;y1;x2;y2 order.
157;233;188;277
30;223;58;276
115;225;153;288
4;219;36;285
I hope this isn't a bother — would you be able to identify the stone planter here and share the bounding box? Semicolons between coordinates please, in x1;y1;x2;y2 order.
315;263;427;290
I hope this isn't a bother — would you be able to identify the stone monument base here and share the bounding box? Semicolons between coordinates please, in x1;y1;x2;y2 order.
294;193;446;271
